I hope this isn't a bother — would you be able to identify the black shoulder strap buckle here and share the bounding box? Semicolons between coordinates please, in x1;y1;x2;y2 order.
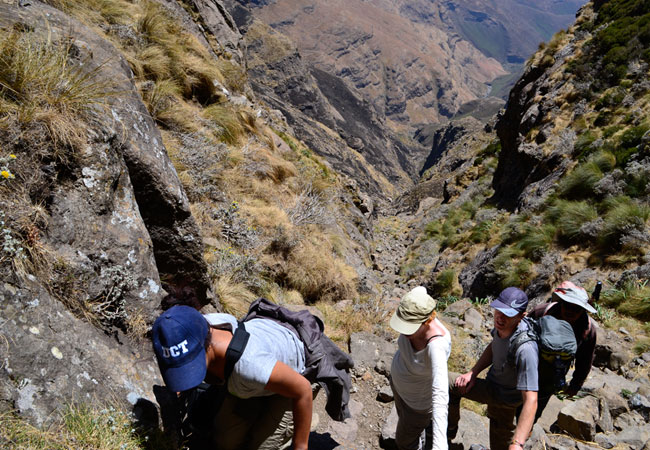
224;320;250;381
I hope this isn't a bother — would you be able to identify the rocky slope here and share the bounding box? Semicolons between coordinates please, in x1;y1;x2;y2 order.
1;0;649;449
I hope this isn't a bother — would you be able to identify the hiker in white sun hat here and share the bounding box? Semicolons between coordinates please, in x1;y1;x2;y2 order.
527;280;598;416
389;286;451;450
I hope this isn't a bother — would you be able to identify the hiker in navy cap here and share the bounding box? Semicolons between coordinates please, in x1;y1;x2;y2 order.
152;300;312;450
447;287;538;450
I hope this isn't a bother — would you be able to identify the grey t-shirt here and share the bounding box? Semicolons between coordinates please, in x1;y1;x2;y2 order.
487;320;538;404
204;313;306;399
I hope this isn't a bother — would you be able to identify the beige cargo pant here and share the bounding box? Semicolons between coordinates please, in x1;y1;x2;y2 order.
447;372;521;450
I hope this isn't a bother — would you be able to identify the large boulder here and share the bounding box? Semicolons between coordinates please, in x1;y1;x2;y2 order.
349;332;396;376
0;0;209;425
556;396;599;441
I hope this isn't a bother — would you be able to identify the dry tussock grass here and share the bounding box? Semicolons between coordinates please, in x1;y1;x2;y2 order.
315;300;373;345
213;275;257;317
245;21;296;66
0;29;116;155
284;232;358;303
262;283;305;306
241;201;292;230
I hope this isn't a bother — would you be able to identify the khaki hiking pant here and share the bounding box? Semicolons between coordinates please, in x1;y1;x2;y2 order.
447;372;521;450
390;378;435;450
210;393;293;450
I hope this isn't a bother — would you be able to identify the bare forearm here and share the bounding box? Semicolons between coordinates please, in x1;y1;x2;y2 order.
292;392;312;450
512;392;537;449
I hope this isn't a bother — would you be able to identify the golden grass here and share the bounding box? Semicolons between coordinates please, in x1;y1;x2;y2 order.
261;283;305;306
0;29;116;153
213;275;257;317
315;299;373;344
241;201;292;230
284;232;358;303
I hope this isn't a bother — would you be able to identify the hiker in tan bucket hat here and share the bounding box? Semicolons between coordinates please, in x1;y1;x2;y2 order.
389;286;451;450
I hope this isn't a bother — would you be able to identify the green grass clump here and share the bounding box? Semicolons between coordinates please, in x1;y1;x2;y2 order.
558;151;616;200
601;279;650;321
545;199;598;243
598;196;650;251
431;268;457;296
492;247;534;290
0;403;173;450
514;223;556;261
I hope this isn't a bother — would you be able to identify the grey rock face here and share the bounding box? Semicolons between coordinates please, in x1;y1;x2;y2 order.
349;332;396;375
0;0;209;425
557;396;599;441
0;282;161;427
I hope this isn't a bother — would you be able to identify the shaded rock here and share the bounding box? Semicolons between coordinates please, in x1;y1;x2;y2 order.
377;385;394;403
594;387;628;418
538;395;565;432
594;331;631;371
381;404;399;448
557;396;598;441
449;409;489;450
630;393;650;421
349;332;396;375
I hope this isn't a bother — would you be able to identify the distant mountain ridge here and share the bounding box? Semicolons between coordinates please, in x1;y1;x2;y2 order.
243;0;585;134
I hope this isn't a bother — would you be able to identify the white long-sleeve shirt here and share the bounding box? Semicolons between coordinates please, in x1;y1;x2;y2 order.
391;318;451;450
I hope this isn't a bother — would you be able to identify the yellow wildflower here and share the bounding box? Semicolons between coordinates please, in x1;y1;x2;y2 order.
9;154;16;159
1;170;11;179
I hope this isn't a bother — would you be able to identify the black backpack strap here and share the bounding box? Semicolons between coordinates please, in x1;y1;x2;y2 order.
224;320;250;380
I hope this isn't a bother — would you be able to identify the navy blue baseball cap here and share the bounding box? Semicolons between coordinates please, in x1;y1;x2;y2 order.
152;305;209;392
490;287;529;317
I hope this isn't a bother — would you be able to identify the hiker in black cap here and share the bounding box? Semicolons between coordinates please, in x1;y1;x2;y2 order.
447;287;538;450
152;304;312;450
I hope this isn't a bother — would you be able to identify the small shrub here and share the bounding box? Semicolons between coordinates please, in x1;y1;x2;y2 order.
598;196;650;251
557;162;604;199
430;269;457;296
287;184;333;226
208;246;262;290
601;279;650;320
546;199;598;243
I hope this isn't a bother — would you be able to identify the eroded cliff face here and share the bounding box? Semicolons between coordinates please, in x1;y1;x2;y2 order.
223;3;420;198
0;1;207;423
491;5;592;211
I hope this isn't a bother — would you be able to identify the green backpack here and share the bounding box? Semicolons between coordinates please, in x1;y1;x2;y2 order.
508;315;577;392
